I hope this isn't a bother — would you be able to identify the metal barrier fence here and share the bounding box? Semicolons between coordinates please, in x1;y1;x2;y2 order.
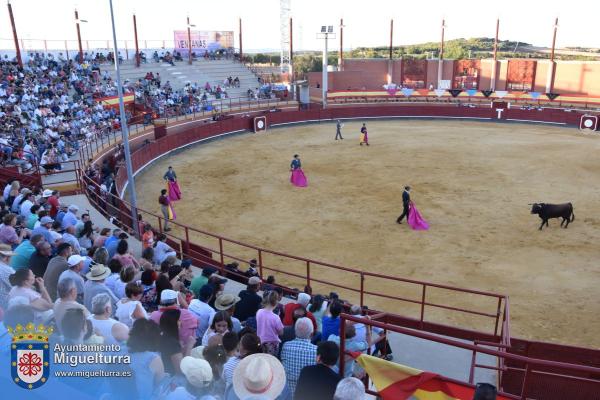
75;104;521;345
339;313;600;399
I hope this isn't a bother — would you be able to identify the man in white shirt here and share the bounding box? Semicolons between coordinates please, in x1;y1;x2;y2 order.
58;255;86;303
188;284;216;339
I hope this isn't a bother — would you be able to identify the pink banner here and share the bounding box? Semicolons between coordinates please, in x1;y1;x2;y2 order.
173;30;234;54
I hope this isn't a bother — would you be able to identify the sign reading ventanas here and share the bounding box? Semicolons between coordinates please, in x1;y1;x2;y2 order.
8;323;53;390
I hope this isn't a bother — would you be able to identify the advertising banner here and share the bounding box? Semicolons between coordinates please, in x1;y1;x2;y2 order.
173;30;234;54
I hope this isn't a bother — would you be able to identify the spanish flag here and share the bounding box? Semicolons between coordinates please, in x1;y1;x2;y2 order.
355;354;510;400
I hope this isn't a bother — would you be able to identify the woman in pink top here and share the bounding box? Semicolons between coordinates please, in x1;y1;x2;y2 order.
256;291;284;356
112;239;140;269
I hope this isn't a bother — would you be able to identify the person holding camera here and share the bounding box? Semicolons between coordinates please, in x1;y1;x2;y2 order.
0;213;28;248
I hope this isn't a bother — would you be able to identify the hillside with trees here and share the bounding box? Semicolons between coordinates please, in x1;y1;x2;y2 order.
244;37;600;78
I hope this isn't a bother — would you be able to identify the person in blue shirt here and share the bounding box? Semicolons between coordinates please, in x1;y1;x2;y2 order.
321;301;343;341
61;205;79;230
10;234;45;270
32;216;55;245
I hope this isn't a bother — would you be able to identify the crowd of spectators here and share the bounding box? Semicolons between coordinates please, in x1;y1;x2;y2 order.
0;53;125;172
0;178;385;399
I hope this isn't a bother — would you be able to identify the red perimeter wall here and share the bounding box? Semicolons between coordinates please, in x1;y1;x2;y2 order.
308;59;600;95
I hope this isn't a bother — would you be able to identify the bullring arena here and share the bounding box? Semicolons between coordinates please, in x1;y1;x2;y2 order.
135;118;600;348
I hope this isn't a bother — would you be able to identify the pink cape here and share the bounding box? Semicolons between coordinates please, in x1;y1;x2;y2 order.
408;201;429;230
290;168;308;187
167;180;182;201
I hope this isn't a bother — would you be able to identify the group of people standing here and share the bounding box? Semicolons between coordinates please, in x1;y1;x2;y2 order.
290;122;429;230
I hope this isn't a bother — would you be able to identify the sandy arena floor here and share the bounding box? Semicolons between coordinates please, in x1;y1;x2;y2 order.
135;120;600;348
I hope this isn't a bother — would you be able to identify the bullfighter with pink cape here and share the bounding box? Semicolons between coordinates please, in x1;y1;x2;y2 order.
408;201;429;230
290;154;308;187
397;186;429;230
164;166;182;201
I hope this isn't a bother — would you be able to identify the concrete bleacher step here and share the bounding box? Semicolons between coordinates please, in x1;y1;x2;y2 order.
107;59;261;94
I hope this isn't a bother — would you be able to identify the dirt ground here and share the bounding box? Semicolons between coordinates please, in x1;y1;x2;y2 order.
135;120;600;348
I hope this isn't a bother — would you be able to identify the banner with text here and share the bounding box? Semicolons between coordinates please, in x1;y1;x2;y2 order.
173;30;234;54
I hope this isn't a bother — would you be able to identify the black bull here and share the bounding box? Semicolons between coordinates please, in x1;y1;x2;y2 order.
530;203;575;230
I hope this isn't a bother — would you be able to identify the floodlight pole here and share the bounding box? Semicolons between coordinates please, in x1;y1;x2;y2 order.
339;18;344;71
108;0;139;237
548;17;559;93
75;9;84;63
133;14;140;67
437;19;445;89
187;16;193;65
239;18;243;60
7;1;22;68
322;32;328;108
491;18;499;91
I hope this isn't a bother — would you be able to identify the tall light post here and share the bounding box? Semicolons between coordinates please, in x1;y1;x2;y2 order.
133;13;140;67
437;19;446;89
7;0;22;68
491;18;500;91
339;18;344;71
187;17;195;65
317;25;335;108
108;0;139;236
548;18;559;93
75;9;87;63
239;17;243;61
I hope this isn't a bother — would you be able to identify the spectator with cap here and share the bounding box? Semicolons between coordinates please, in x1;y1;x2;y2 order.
213;293;242;333
190;265;217;298
188;284;216;339
150;288;198;346
32;216;55;245
61;204;79;230
0;244;16;310
43;242;72;302
228;353;290;400
28;240;52;277
233;276;262;322
294;341;341;400
58;254;86;303
206;274;228;309
54;277;90;332
84;263;119;313
334;377;365;400
89;292;130;345
167;356;215;400
10;233;44;270
281;317;317;394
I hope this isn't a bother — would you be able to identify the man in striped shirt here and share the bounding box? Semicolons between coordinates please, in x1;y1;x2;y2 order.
280;317;317;394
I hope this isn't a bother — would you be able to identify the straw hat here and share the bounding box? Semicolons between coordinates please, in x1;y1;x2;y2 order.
85;264;111;281
233;354;286;399
214;293;240;311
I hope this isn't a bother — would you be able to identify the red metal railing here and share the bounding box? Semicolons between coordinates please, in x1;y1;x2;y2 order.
339;313;600;399
75;104;526;346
